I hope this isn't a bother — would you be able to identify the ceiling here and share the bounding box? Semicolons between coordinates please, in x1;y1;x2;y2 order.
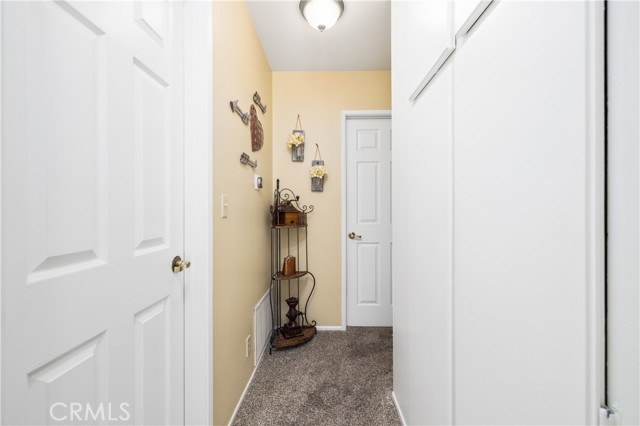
246;0;391;71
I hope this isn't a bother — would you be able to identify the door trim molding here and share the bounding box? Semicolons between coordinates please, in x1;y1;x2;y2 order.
184;2;214;425
341;110;392;330
0;2;4;422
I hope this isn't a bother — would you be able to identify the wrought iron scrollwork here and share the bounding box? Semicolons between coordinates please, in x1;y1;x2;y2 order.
272;179;314;221
269;179;318;353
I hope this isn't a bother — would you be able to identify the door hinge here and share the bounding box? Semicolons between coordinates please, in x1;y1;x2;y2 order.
599;404;618;426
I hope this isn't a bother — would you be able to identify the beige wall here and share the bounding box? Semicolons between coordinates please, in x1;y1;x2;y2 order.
272;72;391;326
212;2;272;424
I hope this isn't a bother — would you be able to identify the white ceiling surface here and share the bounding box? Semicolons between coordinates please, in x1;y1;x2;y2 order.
246;1;391;71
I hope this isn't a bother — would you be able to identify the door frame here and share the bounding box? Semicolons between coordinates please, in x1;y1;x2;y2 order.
0;2;214;424
183;2;214;425
341;110;392;330
0;2;4;422
604;1;640;420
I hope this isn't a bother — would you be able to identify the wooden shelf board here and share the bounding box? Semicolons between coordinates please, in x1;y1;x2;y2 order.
273;271;309;281
272;327;316;350
272;224;308;229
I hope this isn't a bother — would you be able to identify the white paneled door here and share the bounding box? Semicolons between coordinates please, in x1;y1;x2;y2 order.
346;116;392;326
1;2;185;425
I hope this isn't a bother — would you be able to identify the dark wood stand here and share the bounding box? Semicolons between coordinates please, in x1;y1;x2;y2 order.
269;180;316;353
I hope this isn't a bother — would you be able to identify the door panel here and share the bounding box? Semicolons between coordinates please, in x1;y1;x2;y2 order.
1;1;185;424
133;59;170;255
357;243;379;304
453;2;603;424
135;2;167;46
134;298;171;425
357;162;379;223
28;334;107;425
346;117;392;326
26;0;107;282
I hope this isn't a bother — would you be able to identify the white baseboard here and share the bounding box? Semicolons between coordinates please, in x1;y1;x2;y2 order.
316;325;347;331
391;391;407;426
229;290;271;425
227;342;267;426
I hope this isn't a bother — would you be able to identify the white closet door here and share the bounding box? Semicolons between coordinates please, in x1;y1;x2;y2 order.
453;2;604;424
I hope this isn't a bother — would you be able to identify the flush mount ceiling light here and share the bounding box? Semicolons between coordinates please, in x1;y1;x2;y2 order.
299;0;345;32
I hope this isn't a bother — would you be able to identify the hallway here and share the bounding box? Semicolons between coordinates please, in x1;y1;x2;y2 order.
232;328;400;426
0;1;638;424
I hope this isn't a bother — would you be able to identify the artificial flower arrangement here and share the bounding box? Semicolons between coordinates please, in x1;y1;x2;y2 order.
287;132;304;148
289;115;305;162
310;164;327;179
310;144;326;192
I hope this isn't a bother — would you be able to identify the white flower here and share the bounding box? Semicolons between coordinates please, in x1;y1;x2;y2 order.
310;165;327;178
287;133;304;148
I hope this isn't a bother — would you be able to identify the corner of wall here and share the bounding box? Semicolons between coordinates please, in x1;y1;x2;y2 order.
271;71;391;329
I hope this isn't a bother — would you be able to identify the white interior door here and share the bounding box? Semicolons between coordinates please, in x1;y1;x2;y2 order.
607;1;639;424
346;116;392;326
1;1;185;424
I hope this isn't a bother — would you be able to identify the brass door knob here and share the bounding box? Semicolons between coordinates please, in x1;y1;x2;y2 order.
348;232;362;240
172;255;191;273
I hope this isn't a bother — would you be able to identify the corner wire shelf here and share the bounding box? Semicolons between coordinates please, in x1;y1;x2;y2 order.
269;179;317;353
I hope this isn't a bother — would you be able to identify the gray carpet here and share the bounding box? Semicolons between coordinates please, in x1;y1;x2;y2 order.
232;327;401;426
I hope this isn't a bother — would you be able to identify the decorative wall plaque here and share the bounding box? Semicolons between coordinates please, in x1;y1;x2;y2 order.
253;91;267;114
229;100;249;125
250;104;264;152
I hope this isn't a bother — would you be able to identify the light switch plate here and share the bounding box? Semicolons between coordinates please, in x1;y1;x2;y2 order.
221;194;228;218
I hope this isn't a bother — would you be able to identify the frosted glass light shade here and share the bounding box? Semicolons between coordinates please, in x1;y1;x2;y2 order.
299;0;345;32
